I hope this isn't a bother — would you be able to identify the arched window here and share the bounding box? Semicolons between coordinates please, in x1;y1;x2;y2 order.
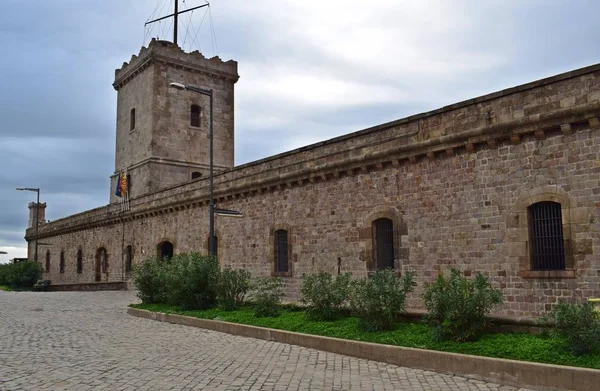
130;108;136;130
274;230;289;273
191;171;202;180
76;249;83;274
528;201;565;270
207;236;218;259
125;245;133;275
157;241;174;260
59;250;65;273
372;218;395;270
191;104;201;127
45;250;50;273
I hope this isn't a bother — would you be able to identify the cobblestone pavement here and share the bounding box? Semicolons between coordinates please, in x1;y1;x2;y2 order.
0;291;535;391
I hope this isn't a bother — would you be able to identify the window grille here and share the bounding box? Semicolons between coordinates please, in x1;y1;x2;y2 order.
45;250;50;273
373;218;395;270
59;251;65;273
528;201;565;270
275;230;289;273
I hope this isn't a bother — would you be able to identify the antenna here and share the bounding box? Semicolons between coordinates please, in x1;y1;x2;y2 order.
145;0;209;46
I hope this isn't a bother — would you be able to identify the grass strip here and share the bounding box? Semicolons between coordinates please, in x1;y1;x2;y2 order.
131;303;600;369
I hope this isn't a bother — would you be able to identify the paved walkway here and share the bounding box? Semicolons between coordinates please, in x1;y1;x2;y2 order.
0;291;533;391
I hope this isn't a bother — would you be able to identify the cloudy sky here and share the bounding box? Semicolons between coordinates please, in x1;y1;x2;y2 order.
1;0;599;263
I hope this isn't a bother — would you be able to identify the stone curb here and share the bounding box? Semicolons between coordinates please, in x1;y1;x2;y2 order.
127;307;599;391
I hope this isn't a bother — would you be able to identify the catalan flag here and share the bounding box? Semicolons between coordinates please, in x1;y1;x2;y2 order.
114;169;128;198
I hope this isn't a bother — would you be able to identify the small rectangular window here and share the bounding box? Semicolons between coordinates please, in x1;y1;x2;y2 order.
130;108;136;131
275;230;289;273
191;105;201;127
528;201;565;270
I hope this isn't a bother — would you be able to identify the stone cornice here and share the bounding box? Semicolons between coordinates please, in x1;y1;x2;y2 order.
28;100;600;241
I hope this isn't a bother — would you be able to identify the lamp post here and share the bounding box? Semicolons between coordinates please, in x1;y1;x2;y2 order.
169;82;216;257
16;187;40;263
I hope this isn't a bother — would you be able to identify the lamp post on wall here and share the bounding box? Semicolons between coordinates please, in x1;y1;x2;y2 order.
16;187;40;262
169;82;216;257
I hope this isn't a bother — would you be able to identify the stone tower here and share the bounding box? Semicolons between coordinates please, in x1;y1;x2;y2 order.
110;39;239;203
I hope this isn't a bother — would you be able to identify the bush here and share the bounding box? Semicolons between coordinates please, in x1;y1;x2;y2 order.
132;257;168;304
252;277;284;317
301;271;351;320
349;269;415;331
541;301;600;356
0;261;43;289
422;268;503;342
164;253;220;310
217;268;252;310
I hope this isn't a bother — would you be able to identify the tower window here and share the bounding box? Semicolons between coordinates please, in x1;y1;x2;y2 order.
191;105;201;127
130;108;136;131
528;201;565;270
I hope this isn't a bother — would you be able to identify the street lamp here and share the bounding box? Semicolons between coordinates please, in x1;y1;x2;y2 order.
16;187;40;263
169;82;216;257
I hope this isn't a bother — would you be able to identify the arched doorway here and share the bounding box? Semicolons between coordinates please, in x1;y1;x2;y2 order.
157;241;174;260
95;248;107;281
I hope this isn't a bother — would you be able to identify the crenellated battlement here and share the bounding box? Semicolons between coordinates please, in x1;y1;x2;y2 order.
113;38;238;90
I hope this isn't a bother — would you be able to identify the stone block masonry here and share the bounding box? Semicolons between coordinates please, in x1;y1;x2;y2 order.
24;47;600;318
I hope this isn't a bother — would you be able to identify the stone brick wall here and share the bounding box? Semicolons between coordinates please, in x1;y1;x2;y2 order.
26;60;600;317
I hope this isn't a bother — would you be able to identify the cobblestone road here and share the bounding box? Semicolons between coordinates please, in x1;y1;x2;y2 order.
0;291;534;391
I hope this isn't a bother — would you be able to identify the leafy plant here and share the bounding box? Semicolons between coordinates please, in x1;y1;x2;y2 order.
541;301;600;356
349;269;415;331
422;268;503;342
0;261;43;289
217;268;252;310
164;253;220;310
32;279;52;291
132;257;169;304
252;277;284;317
301;271;351;320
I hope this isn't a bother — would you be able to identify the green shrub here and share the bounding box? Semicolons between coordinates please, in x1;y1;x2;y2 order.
164;253;220;310
32;279;51;291
349;269;415;331
217;268;252;310
301;271;351;320
541;301;600;356
422;268;503;342
252;277;284;317
0;261;43;289
132;257;168;304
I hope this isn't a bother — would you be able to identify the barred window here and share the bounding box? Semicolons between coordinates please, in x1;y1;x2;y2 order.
275;230;289;273
528;201;565;270
45;250;50;273
59;251;65;273
372;218;394;270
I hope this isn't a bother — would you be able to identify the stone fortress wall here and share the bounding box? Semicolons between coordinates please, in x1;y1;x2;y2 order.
26;47;600;317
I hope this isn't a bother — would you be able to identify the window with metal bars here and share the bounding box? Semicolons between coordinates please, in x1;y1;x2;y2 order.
45;250;50;273
59;251;65;273
372;218;395;270
275;230;289;273
528;201;565;270
191;104;201;127
77;249;83;274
